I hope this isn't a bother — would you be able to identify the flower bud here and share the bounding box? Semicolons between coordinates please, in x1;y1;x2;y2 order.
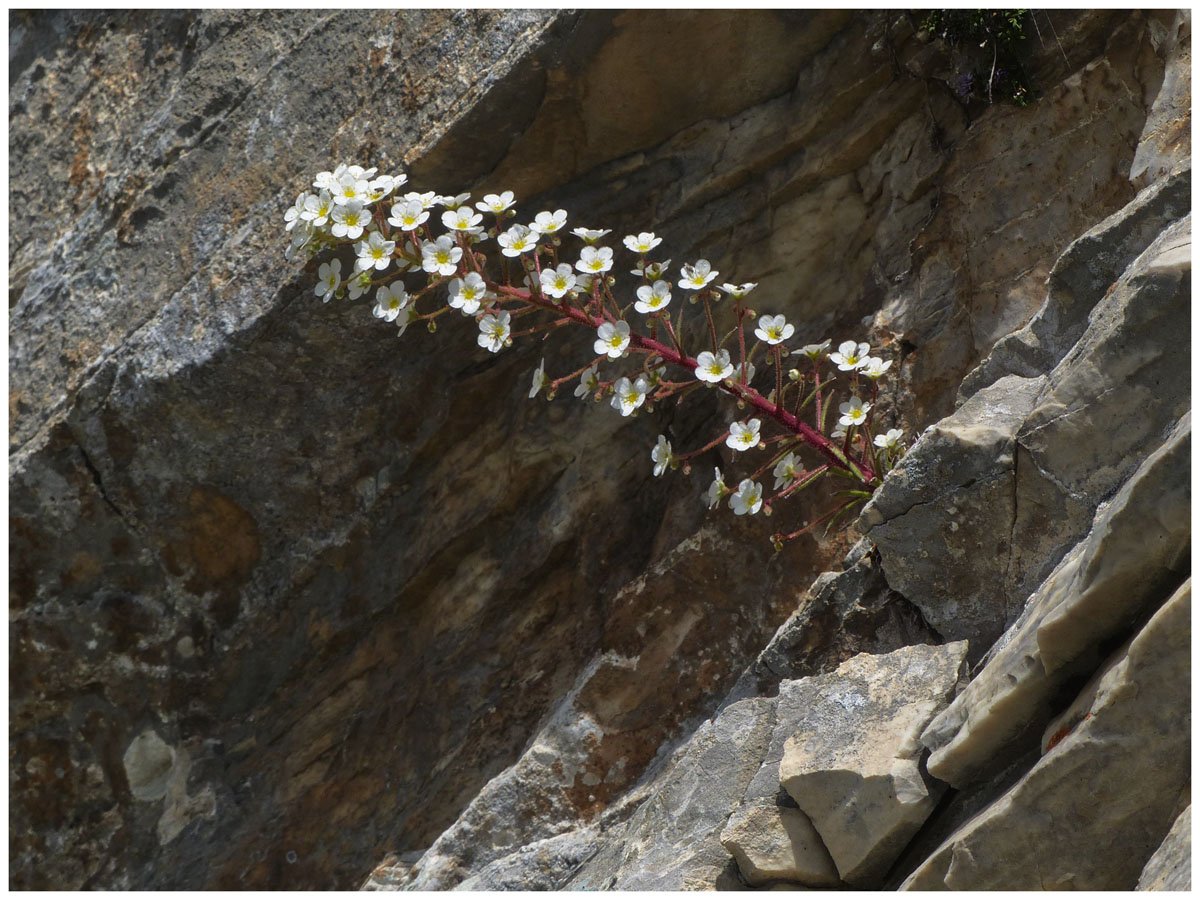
427;320;437;333
788;368;802;382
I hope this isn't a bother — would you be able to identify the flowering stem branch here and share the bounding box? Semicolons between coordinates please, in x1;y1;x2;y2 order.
491;282;877;484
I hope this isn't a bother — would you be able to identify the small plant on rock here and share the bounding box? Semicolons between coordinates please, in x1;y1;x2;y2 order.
284;164;910;546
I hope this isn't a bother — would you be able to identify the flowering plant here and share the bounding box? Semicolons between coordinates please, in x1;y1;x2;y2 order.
284;164;908;546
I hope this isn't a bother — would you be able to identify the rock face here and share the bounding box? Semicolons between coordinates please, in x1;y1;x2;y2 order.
9;8;1190;893
920;414;1190;787
777;643;969;887
720;802;840;888
1138;805;1191;891
903;580;1190;890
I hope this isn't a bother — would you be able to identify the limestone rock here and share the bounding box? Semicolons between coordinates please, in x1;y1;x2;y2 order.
451;827;602;892
865;180;1191;659
958;164;1191;403
920;390;1189;788
720;802;840;888
565;697;775;890
8;8;1182;892
777;642;969;886
1138;805;1191;891
903;579;1191;890
1130;11;1191;187
859;375;1045;651
730;540;941;700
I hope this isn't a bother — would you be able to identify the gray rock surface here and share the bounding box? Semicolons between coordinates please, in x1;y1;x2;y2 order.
1131;11;1191;187
860;375;1046;651
8;8;1185;892
720;802;840;888
1138;805;1191;891
564;697;775;890
777;642;969;887
958;164;1191;404
921;413;1189;786
903;579;1190;890
865;180;1191;659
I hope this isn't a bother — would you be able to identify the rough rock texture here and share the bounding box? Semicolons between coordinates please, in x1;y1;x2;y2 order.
1138;805;1191;891
864;171;1192;657
720;802;840;888
562;697;775;891
903;580;1190;890
859;375;1045;651
920;413;1190;786
729;540;941;700
777;643;969;886
9;8;1189;893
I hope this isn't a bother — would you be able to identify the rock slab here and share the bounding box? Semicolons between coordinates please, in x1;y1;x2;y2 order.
777;642;969;886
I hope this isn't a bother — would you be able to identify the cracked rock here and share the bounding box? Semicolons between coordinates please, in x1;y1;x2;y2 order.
777;641;969;887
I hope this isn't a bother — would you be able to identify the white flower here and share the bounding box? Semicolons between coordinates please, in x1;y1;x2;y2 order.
623;232;663;254
529;358;549;398
733;360;756;383
448;272;490;315
373;282;409;322
437;192;471;210
730;478;764;516
679;259;718;290
838;396;872;427
476;191;516;214
530;209;568;235
632;258;671;279
572;227;611;243
611;376;650;416
366;173;405;202
315;259;341;302
574;364;600;399
540;264;577;299
441;206;483;232
312;167;341;192
574;273;595;294
395;306;418;338
302;191;334;227
388;199;429;231
421;235;463;276
706;468;726;509
498;224;538;257
874;428;904;451
332;172;370;206
402;190;439;210
284;192;310;231
754;314;794;345
651;435;673;476
861;356;893;379
594;320;631;358
726;418;762;452
576;246;614;274
356;230;396;271
345;269;372;300
477;310;512;353
634;280;672;314
830;340;871;371
695;349;734;383
773;452;801;490
302;190;336;226
331;201;370;239
792;339;831;360
720;282;757;299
